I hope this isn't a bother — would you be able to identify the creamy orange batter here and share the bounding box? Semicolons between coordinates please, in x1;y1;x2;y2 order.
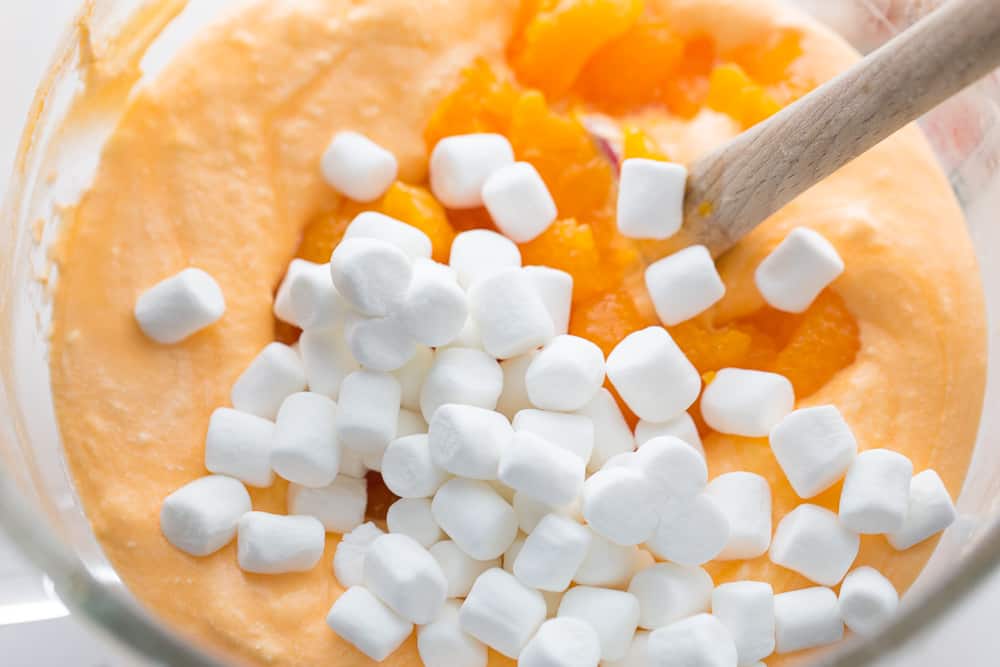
49;0;986;665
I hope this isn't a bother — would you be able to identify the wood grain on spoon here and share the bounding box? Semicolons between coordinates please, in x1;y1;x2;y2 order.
682;0;1000;258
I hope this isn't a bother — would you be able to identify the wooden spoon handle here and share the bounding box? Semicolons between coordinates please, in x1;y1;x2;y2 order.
684;0;1000;257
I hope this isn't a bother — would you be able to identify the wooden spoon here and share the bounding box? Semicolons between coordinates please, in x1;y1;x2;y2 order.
679;0;1000;257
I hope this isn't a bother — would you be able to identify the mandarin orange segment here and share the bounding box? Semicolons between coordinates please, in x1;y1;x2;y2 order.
378;182;456;263
569;286;653;356
661;33;716;118
446;207;497;233
521;218;609;303
669;320;758;375
295;207;358;263
706;63;781;129
423;60;520;150
728;28;804;86
622;126;668;161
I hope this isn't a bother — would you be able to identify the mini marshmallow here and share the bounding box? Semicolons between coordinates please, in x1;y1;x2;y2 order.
326;586;412;662
482;162;557;243
525;335;606;412
712;582;775;666
617;159;687;241
647;613;737;667
557;586;640;661
343;211;432;259
646;495;731;566
755;227;844;313
432;479;519;560
429;541;499;598
576;389;636;472
635;412;702;454
134;267;225;344
364;532;447;624
625;436;707;500
288;476;366;533
573;531;641;589
496;353;537;419
460;567;547;658
381;434;450;498
469;267;555;359
887;469;957;550
395;345;435;411
705;472;772;560
520;617;602;667
418;601;489;667
606;327;700;423
272;392;340;487
444;316;484;350
503;536;526;575
701;368;794;437
513;409;594;466
431;134;515;209
773;587;843;654
398;259;468;347
512;492;581;534
420;347;503;422
160;475;251;556
449;229;522;289
299;328;359;399
523;266;573;335
231;342;307;420
770;504;859;586
277;260;348;330
429;404;513;480
339;448;368;478
838;566;899;638
330;238;412;317
514;514;592;592
386;497;443;548
645;246;726;326
237;511;325;574
498;431;585;508
604;631;649;667
839;449;914;534
335;370;401;455
582;467;658;546
344;311;416;372
204;407;275;487
628;563;713;629
321;131;398;202
333;522;384;588
770;405;858;498
365;410;427;471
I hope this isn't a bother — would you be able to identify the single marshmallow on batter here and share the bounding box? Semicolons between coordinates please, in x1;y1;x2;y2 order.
398;258;468;347
773;587;843;654
381;434;450;499
432;479;519;561
770;504;860;586
419;347;503;421
429;404;513;480
645;245;726;326
364;532;448;624
335;370;401;456
513;514;592;592
525;335;606;412
627;563;713;629
237;511;325;574
606;327;701;423
160;475;252;557
459;567;547;658
647;613;738;667
469;267;555;359
330;237;413;317
557;586;640;662
430;134;515;209
320;131;398;203
519;617;602;667
326;586;412;662
287;476;366;533
712;581;776;666
271;392;341;488
482;161;558;243
343;210;433;259
839;448;914;534
755;227;844;313
449;229;522;289
523;266;573;335
700;368;794;437
134;267;225;344
769;405;858;498
498;431;586;508
887;469;957;550
429;541;500;599
705;472;773;560
230;342;307;420
616;159;687;240
418;601;489;667
204;407;275;488
837;566;899;638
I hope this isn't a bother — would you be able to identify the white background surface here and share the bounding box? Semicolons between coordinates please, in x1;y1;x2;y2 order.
1;1;999;665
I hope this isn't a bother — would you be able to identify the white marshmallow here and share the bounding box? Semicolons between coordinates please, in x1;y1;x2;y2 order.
326;586;412;662
837;566;899;638
429;404;513;480
418;601;489;667
460;570;548;659
574;532;641;589
430;541;499;599
430;134;515;209
288;476;366;533
513;492;578;534
616;159;687;241
839;449;914;534
395;345;434;411
272;392;341;487
365;410;428;471
343;211;432;259
237;511;325;574
364;532;447;624
449;229;522;289
513;409;594;466
604;631;649;667
497;353;537;419
755;227;844;313
557;586;640;661
576;389;636;472
443;316;485;351
646;495;731;566
606;327;700;423
231;342;307;420
469;267;555;359
582;467;658;546
514;514;592;592
769;405;858;498
626;436;707;500
339;448;368;479
299;327;359;399
628;563;713;629
420;347;503;422
321;131;398;203
645;245;726;326
887;469;957;550
498;431;585;508
386;497;443;548
330;237;412;317
134;267;225;344
712;582;775;666
523;266;573;335
773;587;843;654
520;617;602;667
432;479;519;560
278;260;348;330
701;368;794;437
344;311;416;372
482;162;557;243
525;335;606;412
635;413;702;454
381;434;450;498
160;475;251;556
647;613;737;667
705;472;772;560
398;259;468;347
769;504;859;586
204;407;275;487
503;536;526;575
333;522;384;588
335;370;401;455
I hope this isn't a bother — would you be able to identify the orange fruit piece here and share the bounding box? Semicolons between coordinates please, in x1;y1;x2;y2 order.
521;218;609;303
379;182;456;263
706;63;781;129
729;28;804;86
295;207;358;263
424;59;521;151
661;33;716;118
569;286;654;356
622;125;668;161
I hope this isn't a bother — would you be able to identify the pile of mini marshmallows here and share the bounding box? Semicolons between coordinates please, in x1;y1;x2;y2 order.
136;130;957;667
